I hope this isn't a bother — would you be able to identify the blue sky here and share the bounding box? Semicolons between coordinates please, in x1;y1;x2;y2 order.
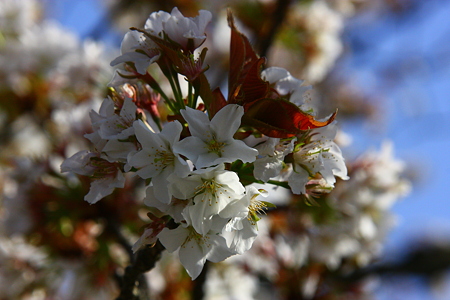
339;2;450;298
339;0;450;248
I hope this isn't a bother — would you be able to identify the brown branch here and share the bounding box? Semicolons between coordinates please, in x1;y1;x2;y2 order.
116;241;165;300
340;243;450;283
257;0;293;58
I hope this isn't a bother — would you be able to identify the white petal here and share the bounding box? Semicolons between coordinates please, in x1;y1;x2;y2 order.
173;136;206;165
288;168;309;194
85;172;125;204
229;220;258;254
196;10;213;35
129;151;158;178
168;174;200;200
206;234;235;262
182;203;212;235
214;170;245;195
160;121;183;145
158;227;188;252
179;236;207;280
253;156;283;182
60;150;96;176
103;140;136;162
152;171;171;204
222;140;258;163
133;120;162;150
163;16;192;47
261;67;290;83
145;10;170;33
210;104;243;141
219;197;249;219
180;107;210;139
195;151;221;169
120;97;138;120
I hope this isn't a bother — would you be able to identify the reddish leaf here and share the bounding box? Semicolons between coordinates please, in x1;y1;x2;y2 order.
237;58;270;105
192;72;213;113
242;98;337;138
227;11;269;105
209;88;227;118
296;110;337;131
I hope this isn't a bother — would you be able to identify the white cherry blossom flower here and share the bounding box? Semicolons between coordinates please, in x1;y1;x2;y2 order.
61;151;125;204
220;186;269;254
262;66;312;109
253;137;296;182
158;215;234;280
145;7;212;51
110;30;160;75
288;123;348;194
95;97;137;140
174;105;258;169
143;186;187;223
169;164;246;235
110;7;211;73
84;96;138;163
86;96;136;144
128;120;190;203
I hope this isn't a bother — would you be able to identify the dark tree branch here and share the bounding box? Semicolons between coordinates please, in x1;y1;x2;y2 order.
340;243;450;283
257;0;292;58
100;202;165;300
116;241;165;300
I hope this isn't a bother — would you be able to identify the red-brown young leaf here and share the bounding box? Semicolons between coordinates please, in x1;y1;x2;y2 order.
296;109;337;131
242;98;337;138
209;88;227;119
238;57;270;105
226;12;337;138
227;10;269;105
192;72;213;113
243;98;300;138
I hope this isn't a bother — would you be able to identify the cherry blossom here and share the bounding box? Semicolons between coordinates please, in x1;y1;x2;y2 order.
158;215;234;280
145;7;212;51
128;120;190;203
174;105;258;169
110;30;160;75
288;123;348;194
57;6;364;284
169;164;246;235
220;186;269;254
61;151;125;204
262;67;312;107
253;137;296;182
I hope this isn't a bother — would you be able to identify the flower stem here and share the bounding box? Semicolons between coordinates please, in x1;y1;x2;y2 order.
187;81;193;108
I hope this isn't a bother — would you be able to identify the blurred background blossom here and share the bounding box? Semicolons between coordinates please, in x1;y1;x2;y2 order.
1;0;449;299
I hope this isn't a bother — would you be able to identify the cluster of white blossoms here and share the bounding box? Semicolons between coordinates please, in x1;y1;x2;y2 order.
268;0;346;84
0;0;112;159
61;7;348;279
0;1;123;298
